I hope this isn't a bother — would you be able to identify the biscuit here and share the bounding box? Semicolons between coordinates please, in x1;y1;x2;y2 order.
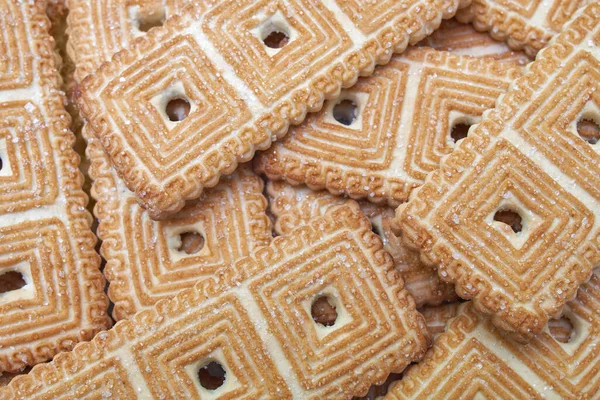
417;18;531;65
76;0;471;219
456;0;589;57
396;3;600;341
102;164;273;320
67;2;273;321
2;205;430;399
267;181;457;308
386;270;600;399
0;1;111;372
256;47;522;207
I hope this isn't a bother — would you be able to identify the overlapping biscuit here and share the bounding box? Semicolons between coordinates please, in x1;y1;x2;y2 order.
456;0;589;57
267;181;457;308
75;0;470;219
102;165;272;320
396;3;600;341
2;205;430;399
386;270;600;399
0;1;111;372
67;2;273;321
417;18;531;65
256;47;521;207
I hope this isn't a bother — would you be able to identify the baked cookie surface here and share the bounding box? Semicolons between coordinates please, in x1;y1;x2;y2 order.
2;205;430;399
256;47;522;206
0;0;111;372
266;180;457;308
396;3;600;341
387;270;600;399
77;0;470;219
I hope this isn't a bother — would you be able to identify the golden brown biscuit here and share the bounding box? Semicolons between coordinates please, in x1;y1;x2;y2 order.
396;3;600;341
417;18;532;65
2;205;430;399
67;1;273;321
255;47;521;207
386;270;600;399
102;165;273;320
456;0;589;57
76;0;471;219
266;181;457;308
0;1;110;372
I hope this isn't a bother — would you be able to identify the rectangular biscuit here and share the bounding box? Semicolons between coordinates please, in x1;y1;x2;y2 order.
76;0;470;219
2;205;430;399
255;47;522;206
396;3;600;341
386;270;600;399
67;1;273;321
0;1;110;372
266;181;457;308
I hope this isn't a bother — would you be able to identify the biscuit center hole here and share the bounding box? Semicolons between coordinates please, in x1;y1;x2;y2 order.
577;118;600;145
493;209;523;233
263;30;290;48
197;361;226;390
333;100;358;126
166;98;191;122
311;295;338;327
177;231;205;255
451;123;471;143
0;271;26;294
0;156;3;171
549;316;574;343
137;10;166;32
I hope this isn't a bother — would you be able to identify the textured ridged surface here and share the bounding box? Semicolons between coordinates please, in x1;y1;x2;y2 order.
76;0;470;219
2;206;430;399
0;0;110;373
396;3;600;341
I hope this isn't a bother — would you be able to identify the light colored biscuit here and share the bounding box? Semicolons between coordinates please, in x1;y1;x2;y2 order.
266;181;457;308
386;270;600;399
67;2;273;321
0;1;111;372
256;47;521;207
76;0;470;219
456;0;589;57
417;17;532;65
102;165;273;320
396;3;600;341
2;205;430;399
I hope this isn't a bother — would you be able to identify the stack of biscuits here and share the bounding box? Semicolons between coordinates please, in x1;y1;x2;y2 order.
0;0;598;398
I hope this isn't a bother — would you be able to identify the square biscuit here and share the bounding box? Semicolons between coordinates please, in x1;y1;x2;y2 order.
76;0;470;219
396;3;600;341
2;205;430;399
0;1;111;372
